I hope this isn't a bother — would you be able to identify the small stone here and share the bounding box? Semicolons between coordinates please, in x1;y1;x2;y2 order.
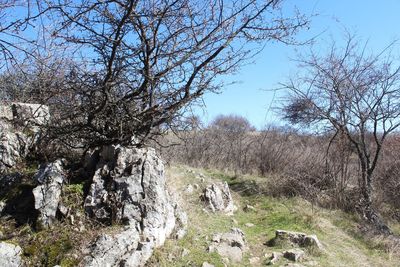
185;184;194;194
202;262;215;267
243;204;256;212
283;249;305;262
267;251;282;265
193;184;199;189
175;229;186;240
231;218;238;225
70;215;75;225
58;203;69;216
245;223;255;227
181;248;190;257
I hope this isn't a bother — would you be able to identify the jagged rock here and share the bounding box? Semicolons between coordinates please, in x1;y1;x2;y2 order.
11;102;50;129
208;228;246;262
283;249;305;262
202;262;215;267
0;241;23;267
81;227;142;267
0;103;49;172
201;182;236;215
267;251;283;265
273;230;323;250
32;160;65;227
0;131;29;172
82;145;186;267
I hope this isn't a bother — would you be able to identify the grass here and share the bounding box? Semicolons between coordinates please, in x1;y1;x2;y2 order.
148;165;400;267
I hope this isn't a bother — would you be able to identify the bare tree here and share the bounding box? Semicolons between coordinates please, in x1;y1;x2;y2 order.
282;34;400;234
33;0;309;150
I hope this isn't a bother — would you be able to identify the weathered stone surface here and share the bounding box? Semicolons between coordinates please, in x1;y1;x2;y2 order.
11;102;50;129
81;227;143;267
201;182;236;215
208;228;246;262
267;251;283;265
274;230;323;250
82;145;186;267
0;241;23;267
0;131;29;172
283;249;305;262
202;262;215;267
32;159;65;227
0;103;49;172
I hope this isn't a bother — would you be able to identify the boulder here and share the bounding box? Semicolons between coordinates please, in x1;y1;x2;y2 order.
32;159;65;227
201;182;236;215
208;228;246;262
273;230;323;250
82;145;186;267
283;249;305;262
0;241;23;267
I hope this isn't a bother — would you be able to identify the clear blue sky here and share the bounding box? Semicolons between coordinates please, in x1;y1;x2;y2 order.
194;0;400;129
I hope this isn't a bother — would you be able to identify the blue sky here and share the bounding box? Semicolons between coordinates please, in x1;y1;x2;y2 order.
194;0;400;129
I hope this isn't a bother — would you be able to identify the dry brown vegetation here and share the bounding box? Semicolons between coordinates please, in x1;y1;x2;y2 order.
156;114;400;228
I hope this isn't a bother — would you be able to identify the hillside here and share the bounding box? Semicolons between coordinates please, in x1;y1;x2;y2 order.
148;165;400;267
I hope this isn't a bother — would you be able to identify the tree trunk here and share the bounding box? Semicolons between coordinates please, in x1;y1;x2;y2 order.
358;173;392;235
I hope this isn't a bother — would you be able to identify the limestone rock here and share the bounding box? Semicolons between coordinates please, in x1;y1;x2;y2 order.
268;251;283;265
11;102;50;129
82;145;186;267
81;227;142;267
0;130;29;172
283;249;305;262
201;182;236;215
208;228;246;262
32;160;65;227
0;103;49;172
202;262;215;267
274;230;323;250
0;241;23;267
245;222;255;227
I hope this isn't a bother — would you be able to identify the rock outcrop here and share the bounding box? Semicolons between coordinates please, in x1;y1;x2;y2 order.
32;160;66;228
0;241;23;267
0;103;49;172
201;182;236;215
208;228;246;262
82;145;186;267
